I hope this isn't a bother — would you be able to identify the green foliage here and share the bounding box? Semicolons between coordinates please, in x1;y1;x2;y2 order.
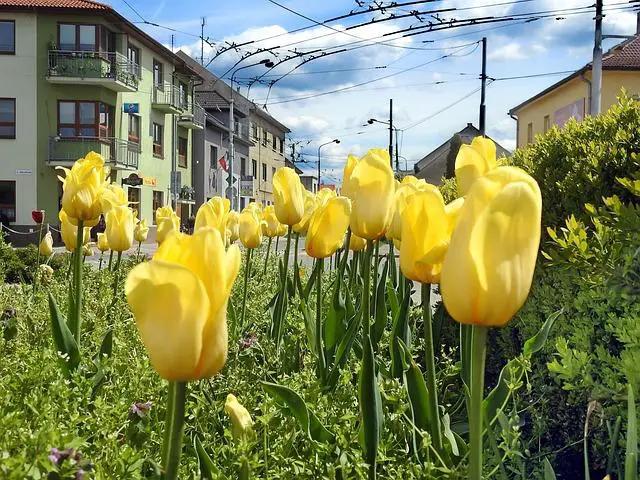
0;233;66;284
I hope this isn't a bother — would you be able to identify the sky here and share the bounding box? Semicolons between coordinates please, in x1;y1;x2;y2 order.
110;0;639;183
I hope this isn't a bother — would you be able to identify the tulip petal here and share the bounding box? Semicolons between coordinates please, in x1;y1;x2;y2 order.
306;197;351;258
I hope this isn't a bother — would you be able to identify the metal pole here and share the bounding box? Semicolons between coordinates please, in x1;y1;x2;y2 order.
591;0;603;116
317;145;321;186
388;98;393;169
479;37;487;136
200;18;205;66
395;129;399;172
171;113;177;211
228;79;235;210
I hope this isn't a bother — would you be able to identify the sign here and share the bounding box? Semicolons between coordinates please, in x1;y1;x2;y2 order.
554;99;585;128
122;173;143;187
16;168;32;175
143;176;157;187
239;176;255;197
219;156;228;172
318;183;336;191
171;171;182;193
123;103;139;114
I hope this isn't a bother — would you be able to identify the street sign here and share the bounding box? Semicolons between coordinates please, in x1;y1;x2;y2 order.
239;176;255;197
122;173;143;186
123;103;139;114
16;168;32;175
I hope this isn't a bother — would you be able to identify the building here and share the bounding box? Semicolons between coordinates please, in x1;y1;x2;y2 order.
413;123;510;185
0;0;202;241
509;31;640;148
176;51;290;210
299;173;317;193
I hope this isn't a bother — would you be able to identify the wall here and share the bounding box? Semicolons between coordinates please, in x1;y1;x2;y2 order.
0;12;38;225
249;113;286;203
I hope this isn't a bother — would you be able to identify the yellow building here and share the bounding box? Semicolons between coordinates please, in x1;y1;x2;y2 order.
509;34;640;148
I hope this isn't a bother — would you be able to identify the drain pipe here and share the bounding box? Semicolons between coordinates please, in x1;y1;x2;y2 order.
580;71;592;115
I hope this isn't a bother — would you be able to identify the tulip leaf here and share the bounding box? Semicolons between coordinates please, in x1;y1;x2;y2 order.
460;324;472;393
441;413;459;457
626;384;637;480
303;259;322;301
98;328;113;359
386;282;400;322
543;458;557;480
326;307;361;389
194;435;224;480
324;273;348;355
390;287;412;380
90;358;106;400
432;302;446;359
261;381;334;443
48;292;80;376
372;260;390;349
523;309;563;358
358;334;382;470
299;299;316;356
398;340;432;434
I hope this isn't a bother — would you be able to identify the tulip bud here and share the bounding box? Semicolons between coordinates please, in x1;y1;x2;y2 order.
96;232;110;252
82;243;94;257
134;219;149;243
389;178;432;241
292;190;317;234
125;228;241;381
305;197;351;259
239;207;264;249
224;393;254;439
226;211;240;243
455;136;497;197
349;233;367;252
444;197;465;236
262;205;281;238
441;166;542;327
39;231;54;257
155;206;180;244
100;183;128;213
273;167;305;226
341;154;358;199
58;210;90;252
194;196;230;239
105;205;135;252
315;187;336;207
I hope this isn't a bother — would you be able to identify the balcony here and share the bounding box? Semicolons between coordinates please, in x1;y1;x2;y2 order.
234;121;251;142
177;103;205;130
239;175;257;198
152;83;187;114
48;136;139;170
47;50;140;92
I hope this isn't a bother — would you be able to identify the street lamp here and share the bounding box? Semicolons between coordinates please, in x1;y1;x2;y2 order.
365;118;401;171
317;139;340;189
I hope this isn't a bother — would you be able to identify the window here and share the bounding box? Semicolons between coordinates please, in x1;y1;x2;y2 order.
272;166;276;179
251;123;258;139
0;20;15;54
272;134;277;150
262;163;267;181
152;191;163;223
153;59;163;87
152;123;163;157
0;180;16;223
127;44;140;66
99;103;114;138
178;137;188;168
58;101;99;137
178;82;188;109
210;145;218;169
262;130;268;146
128;187;140;219
252;159;257;178
0;98;16;139
58;24;96;51
128;114;140;143
543;115;550;133
278;137;284;154
240;157;246;176
526;122;533;145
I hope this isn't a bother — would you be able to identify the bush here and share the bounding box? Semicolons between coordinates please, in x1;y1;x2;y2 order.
0;234;66;284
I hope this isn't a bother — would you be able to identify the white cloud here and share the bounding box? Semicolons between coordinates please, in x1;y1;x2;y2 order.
282;115;330;135
488;42;527;62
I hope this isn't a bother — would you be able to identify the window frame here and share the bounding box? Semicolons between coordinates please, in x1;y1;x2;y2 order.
127;186;141;219
252;159;257;178
57;100;110;138
0;98;16;139
210;145;218;169
127;43;140;66
178;136;188;168
153;58;164;88
127;114;140;144
0;180;16;223
152;190;164;224
526;122;533;145
272;133;277;150
262;163;267;181
0;20;15;55
152;122;164;158
543;115;550;133
57;23;98;51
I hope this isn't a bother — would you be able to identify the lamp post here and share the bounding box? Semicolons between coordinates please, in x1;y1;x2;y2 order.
365;118;402;172
317;139;340;188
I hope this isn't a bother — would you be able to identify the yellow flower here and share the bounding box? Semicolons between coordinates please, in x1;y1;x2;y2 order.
273;167;305;226
226;211;240;243
57;152;110;227
305;197;352;259
125;228;241;381
349;149;395;240
82;243;94;257
39;231;53;257
262;205;281;238
194;196;230;239
389;179;434;241
293;190;317;234
444;197;465;236
316;187;337;207
100;183;128;212
400;188;449;283
97;232;110;252
134;219;149;243
105;205;135;252
58;210;90;251
341;154;359;199
276;223;287;236
441;166;542;327
239;207;264;249
349;233;367;252
224;393;254;439
155;206;180;244
455;136;497;197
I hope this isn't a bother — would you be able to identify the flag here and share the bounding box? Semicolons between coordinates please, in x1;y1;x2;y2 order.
219;156;228;172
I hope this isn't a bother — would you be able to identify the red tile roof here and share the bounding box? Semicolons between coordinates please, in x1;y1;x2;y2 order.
0;0;108;9
603;35;640;69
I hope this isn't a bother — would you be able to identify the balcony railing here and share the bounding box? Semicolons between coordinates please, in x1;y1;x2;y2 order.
152;82;188;112
47;50;140;91
48;136;139;170
234;121;251;141
177;103;205;130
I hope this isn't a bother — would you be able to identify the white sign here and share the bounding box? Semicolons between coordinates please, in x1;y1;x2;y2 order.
16;168;33;175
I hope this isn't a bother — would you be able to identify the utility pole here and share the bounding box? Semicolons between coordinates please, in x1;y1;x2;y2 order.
394;129;399;172
228;94;235;210
170;34;174;53
200;17;206;66
591;0;603;116
388;98;394;170
479;37;487;135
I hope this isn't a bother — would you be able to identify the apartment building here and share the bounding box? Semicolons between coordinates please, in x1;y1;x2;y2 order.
0;0;203;240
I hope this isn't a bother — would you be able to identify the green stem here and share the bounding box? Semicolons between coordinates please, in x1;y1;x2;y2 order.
136;241;142;262
33;222;44;295
275;227;292;350
315;258;326;385
108;252;123;321
362;241;374;339
240;248;252;334
275;234;280;254
98;252;103;270
422;282;444;454
107;250;114;270
469;325;489;480
162;381;188;480
72;219;84;345
293;233;300;293
372;240;380;318
263;236;272;276
388;239;397;287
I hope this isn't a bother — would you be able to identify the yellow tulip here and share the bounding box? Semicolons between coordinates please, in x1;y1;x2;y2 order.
389;180;434;241
239;207;264;249
134;219;149;243
293;190;317;234
59;210;90;251
226;211;240;243
262;205;281;238
155;206;180;244
56;152;110;227
276;223;287;237
341;154;359;199
273;167;305;226
349;233;367;252
305;197;352;258
39;231;53;257
105;205;135;252
194;196;230;239
348;149;395;240
316;187;337;206
97;232;110;252
224;393;254;439
444;197;465;236
82;243;94;257
455;136;497;197
441;166;542;327
400;188;449;283
101;183;128;212
125;228;241;381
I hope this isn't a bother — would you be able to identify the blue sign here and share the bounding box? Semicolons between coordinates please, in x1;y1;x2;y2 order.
123;103;139;114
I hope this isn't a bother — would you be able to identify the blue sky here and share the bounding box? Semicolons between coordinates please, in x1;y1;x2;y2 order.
111;0;639;182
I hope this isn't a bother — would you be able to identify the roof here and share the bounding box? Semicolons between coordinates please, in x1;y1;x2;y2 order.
509;34;640;115
414;123;511;185
0;0;200;77
196;91;230;110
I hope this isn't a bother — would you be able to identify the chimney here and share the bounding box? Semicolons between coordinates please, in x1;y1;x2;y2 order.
637;11;640;35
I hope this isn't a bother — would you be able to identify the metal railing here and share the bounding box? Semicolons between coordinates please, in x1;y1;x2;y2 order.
47;50;140;89
48;136;139;169
152;82;189;111
177;103;205;128
234;121;251;141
